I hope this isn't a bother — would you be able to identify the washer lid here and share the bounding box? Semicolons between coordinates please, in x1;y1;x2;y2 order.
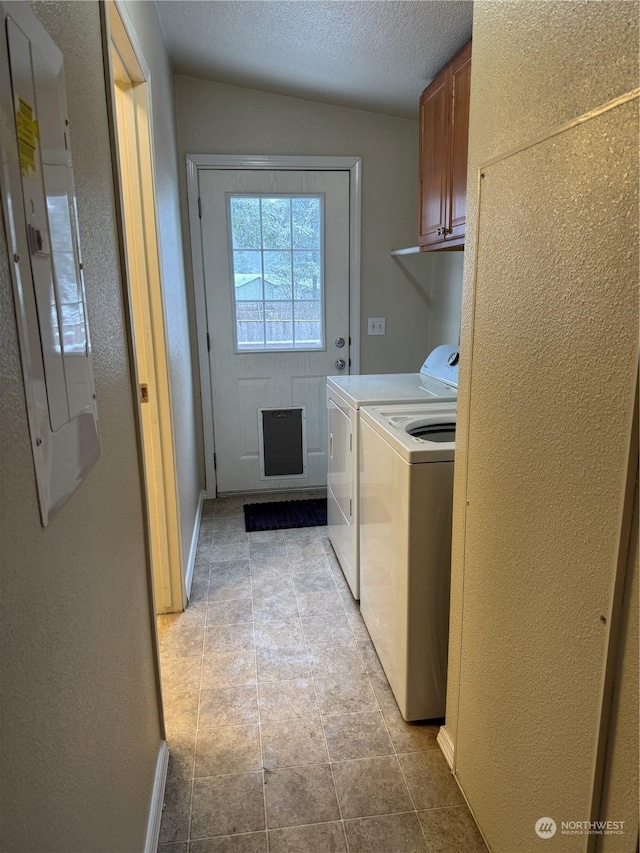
360;402;456;463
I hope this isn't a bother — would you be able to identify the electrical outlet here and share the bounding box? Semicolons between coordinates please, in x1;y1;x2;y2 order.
368;317;386;336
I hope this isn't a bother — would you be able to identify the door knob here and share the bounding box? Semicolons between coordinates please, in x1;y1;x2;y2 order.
335;337;345;348
335;359;346;371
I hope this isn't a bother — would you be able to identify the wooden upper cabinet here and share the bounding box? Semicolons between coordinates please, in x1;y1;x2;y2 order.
419;41;471;250
418;67;450;246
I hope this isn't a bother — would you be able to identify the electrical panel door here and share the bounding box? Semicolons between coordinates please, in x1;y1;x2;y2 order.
0;3;100;525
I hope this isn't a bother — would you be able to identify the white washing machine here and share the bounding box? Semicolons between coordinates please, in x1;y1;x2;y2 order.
326;345;458;599
359;401;456;721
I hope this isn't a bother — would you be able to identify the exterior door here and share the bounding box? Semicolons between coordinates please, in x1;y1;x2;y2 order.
199;169;350;493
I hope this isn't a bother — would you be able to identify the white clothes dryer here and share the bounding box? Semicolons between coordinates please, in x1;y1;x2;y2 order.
358;401;456;721
326;345;458;599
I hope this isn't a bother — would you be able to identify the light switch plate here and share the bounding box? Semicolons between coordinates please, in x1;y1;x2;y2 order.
368;317;386;335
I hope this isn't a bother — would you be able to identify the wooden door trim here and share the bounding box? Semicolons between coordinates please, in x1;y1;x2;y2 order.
186;155;362;499
105;0;185;617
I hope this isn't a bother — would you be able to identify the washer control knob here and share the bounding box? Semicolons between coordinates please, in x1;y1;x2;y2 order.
447;351;460;367
335;359;346;371
335;337;346;348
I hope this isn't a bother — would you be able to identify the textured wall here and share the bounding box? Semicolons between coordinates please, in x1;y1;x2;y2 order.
0;2;162;850
174;75;464;377
599;487;638;853
121;0;203;573
445;3;639;852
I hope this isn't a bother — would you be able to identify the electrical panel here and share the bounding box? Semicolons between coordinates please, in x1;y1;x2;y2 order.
0;2;100;525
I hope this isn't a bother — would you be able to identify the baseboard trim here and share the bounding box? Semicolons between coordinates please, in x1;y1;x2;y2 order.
144;740;169;853
437;725;455;769
437;727;490;850
185;490;205;601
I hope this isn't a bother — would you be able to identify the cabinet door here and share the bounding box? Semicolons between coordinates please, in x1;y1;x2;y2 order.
418;67;450;247
447;41;472;243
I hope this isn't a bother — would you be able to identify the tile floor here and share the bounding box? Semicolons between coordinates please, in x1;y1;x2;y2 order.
157;493;487;853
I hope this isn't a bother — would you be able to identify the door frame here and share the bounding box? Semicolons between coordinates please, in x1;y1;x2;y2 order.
103;1;185;614
186;154;362;498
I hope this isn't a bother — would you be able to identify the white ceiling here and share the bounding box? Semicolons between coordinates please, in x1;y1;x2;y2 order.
155;1;473;119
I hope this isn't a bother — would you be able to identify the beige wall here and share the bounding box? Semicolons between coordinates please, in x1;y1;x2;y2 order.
0;2;162;850
427;252;464;348
121;0;203;572
445;3;639;852
174;75;464;378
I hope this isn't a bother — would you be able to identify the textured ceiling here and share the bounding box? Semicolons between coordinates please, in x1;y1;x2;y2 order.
155;1;473;119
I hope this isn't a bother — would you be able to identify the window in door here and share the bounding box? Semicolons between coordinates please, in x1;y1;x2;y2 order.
229;194;324;351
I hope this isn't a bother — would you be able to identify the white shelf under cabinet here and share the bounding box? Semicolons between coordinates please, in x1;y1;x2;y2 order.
390;246;421;256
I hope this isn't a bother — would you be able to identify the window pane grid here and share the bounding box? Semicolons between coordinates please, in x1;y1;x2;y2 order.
289;199;294;344
258;199;266;347
230;195;323;351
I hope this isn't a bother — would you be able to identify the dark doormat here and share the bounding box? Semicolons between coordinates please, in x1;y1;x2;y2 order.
243;498;327;532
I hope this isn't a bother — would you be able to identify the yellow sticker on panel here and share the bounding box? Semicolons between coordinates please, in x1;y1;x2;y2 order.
16;97;39;176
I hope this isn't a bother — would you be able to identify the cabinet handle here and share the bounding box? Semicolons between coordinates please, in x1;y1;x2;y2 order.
329;432;333;459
